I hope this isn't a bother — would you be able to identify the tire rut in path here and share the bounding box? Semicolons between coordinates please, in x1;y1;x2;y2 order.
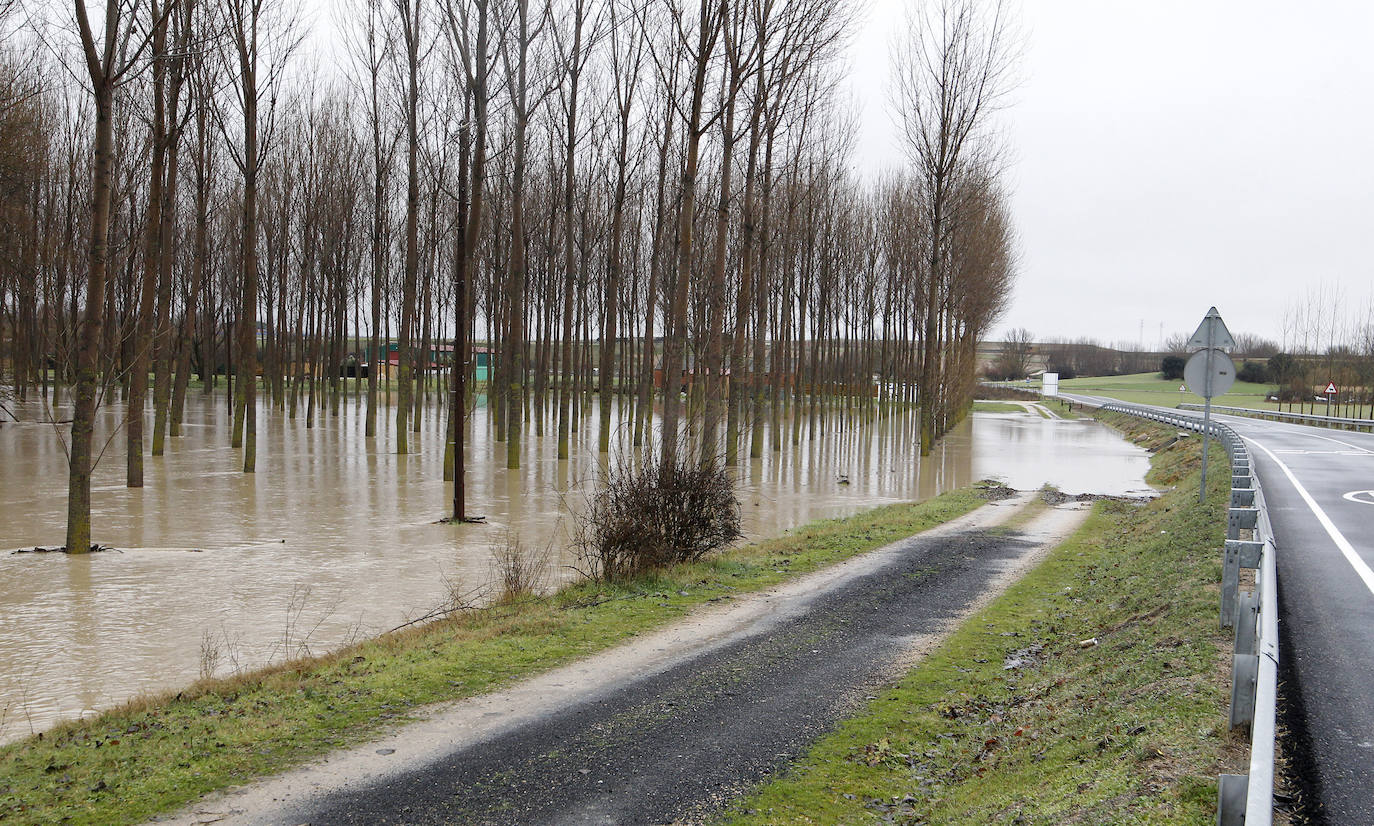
167;501;1088;826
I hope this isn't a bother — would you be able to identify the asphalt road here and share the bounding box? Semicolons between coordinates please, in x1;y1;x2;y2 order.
163;499;1085;826
293;533;1033;825
1066;394;1374;825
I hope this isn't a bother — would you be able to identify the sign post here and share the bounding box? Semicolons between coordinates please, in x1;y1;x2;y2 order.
1184;307;1236;504
1325;381;1337;418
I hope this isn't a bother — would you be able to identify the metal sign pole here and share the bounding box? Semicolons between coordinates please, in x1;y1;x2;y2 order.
1200;323;1214;504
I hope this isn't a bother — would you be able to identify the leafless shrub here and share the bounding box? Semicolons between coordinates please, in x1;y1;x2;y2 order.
198;628;222;680
489;531;552;603
0;662;42;739
387;571;485;634
197;625;244;680
440;569;484;614
266;585;340;664
574;454;742;582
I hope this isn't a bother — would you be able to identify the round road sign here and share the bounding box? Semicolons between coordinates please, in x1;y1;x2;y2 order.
1184;348;1236;399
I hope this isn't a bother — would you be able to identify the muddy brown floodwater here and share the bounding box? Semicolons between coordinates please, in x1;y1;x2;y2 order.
0;392;1150;742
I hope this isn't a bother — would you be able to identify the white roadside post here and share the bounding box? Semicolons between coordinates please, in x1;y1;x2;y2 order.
1185;308;1237;504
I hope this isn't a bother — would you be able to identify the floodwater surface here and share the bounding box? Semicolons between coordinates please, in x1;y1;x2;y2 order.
0;390;1149;741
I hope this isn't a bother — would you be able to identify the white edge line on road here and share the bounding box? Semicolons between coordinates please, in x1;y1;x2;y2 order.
1256;426;1374;455
1247;436;1374;598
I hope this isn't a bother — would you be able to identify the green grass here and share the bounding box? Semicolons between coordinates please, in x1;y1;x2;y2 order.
720;411;1243;825
1059;371;1273;410
972;401;1030;414
0;490;989;826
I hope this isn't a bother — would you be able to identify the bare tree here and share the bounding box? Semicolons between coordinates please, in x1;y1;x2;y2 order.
891;0;1016;454
657;0;724;469
598;0;644;455
551;0;598;460
63;0;181;551
499;0;552;469
990;325;1031;379
393;0;423;455
440;0;497;516
214;0;302;472
148;0;194;458
342;0;397;440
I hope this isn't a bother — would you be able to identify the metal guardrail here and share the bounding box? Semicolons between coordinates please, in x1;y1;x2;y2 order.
1179;402;1374;432
1089;401;1278;826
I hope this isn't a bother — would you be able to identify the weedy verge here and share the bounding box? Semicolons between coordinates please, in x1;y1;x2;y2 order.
721;412;1253;826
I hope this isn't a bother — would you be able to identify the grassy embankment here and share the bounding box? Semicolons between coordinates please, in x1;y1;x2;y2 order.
1059;371;1272;409
722;411;1247;825
972;400;1057;419
970;401;1029;414
0;489;991;826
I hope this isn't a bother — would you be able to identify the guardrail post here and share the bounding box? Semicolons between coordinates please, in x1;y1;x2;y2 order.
1221;543;1240;628
1227;508;1259;541
1218;774;1249;825
1231;653;1259;730
1102;406;1275;824
1234;590;1259;657
1227;540;1263;569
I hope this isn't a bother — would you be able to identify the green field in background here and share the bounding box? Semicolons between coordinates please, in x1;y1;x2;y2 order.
1057;372;1274;409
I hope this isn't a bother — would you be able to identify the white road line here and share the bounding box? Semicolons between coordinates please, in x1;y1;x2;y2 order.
1221;416;1374;453
1273;450;1374;457
1271;429;1374;454
1247;437;1374;598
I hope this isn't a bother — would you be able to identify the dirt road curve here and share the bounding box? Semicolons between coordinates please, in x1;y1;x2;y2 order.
157;495;1089;826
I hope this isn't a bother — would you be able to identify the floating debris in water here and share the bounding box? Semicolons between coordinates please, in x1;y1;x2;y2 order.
13;544;119;555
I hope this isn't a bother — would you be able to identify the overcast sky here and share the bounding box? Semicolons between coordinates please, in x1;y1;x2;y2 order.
300;1;1374;350
848;0;1374;349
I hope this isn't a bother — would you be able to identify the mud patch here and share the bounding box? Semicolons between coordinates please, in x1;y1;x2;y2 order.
974;479;1019;501
1039;488;1152;507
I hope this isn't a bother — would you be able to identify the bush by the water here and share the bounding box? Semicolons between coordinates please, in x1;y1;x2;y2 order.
576;456;742;581
1236;360;1268;383
975;383;1038;401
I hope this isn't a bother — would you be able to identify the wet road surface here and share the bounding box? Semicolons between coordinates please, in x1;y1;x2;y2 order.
1224;415;1374;826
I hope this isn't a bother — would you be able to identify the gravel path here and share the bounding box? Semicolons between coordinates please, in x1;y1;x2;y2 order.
158;496;1089;826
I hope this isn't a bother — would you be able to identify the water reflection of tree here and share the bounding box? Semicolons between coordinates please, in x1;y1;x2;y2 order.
3;0;1023;548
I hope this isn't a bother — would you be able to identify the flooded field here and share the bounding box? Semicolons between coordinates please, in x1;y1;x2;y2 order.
0;392;1150;742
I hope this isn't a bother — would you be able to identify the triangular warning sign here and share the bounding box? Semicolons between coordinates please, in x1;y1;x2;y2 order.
1325;382;1338;395
1187;307;1236;352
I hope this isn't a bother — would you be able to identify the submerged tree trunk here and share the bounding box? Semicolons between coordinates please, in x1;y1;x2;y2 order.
66;62;117;553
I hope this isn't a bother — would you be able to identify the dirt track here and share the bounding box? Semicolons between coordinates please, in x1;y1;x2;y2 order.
158;495;1089;826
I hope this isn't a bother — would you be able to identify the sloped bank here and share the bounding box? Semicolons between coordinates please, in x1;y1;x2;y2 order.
0;489;992;826
722;413;1255;825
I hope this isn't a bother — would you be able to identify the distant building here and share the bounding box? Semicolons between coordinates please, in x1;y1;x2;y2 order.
367;344;491;381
